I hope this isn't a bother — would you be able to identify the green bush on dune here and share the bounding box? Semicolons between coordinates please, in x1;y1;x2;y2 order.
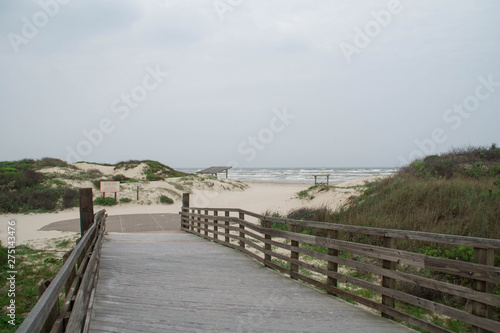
159;195;174;204
93;197;118;206
0;157;190;213
285;145;500;240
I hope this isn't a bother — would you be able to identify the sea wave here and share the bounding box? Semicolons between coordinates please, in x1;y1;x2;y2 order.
178;167;397;184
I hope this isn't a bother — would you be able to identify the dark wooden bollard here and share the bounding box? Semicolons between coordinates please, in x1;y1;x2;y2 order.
79;188;94;236
182;193;190;229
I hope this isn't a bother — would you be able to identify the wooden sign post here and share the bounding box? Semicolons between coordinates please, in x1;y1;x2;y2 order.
100;181;120;201
135;183;141;200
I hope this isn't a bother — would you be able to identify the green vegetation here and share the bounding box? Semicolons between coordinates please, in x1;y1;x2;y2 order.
93;197;118;206
119;197;132;203
264;145;500;332
0;158;80;213
296;185;335;200
329;145;500;239
115;160;190;180
62;188;78;209
0;157;191;213
159;195;174;204
0;243;68;332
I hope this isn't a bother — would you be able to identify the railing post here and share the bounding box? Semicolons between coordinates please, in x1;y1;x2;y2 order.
191;209;196;231
239;212;245;249
63;250;75;298
182;193;190;230
381;236;397;320
213;210;218;240
225;211;230;243
472;247;495;333
264;218;271;267
327;229;339;295
290;224;299;279
197;209;201;234
38;279;59;333
204;210;209;236
79;188;94;236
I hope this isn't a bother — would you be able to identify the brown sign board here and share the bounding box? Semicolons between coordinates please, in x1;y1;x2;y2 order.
100;181;120;193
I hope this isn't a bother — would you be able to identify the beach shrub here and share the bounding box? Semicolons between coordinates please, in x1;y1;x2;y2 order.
0;187;63;213
62;188;78;209
112;174;129;182
93;197;118;206
146;172;162;181
35;157;68;169
159;195;174;204
119;197;132;203
0;243;7;267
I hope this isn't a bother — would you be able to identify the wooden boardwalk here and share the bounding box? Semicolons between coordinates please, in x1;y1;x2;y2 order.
88;232;414;332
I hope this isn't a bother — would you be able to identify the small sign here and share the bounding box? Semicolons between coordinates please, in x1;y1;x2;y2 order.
135;183;142;188
100;181;120;193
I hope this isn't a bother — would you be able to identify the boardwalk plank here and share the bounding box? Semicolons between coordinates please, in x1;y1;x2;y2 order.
89;233;415;332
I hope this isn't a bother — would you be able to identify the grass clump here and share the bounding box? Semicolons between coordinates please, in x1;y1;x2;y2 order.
93;197;118;206
119;197;132;203
262;145;500;333
115;160;190;180
62;188;78;209
159;195;174;204
0;158;81;213
331;145;500;238
296;185;335;200
0;244;66;331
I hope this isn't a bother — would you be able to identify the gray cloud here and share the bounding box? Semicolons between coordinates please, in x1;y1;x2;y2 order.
1;0;499;168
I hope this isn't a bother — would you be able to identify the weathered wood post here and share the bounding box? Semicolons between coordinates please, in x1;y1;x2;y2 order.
197;209;201;234
264;218;272;267
327;229;339;295
38;278;59;333
182;193;190;230
471;247;495;333
239;211;245;249
225;211;230;243
213;210;218;240
381;236;397;320
63;250;75;298
290;224;299;279
79;188;94;236
204;209;209;236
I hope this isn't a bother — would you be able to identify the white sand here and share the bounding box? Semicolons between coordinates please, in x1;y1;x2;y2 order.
0;175;388;247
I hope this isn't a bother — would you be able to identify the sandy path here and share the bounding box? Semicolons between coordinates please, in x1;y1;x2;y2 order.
0;176;387;247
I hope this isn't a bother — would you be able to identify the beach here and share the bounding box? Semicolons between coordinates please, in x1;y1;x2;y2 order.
0;175;386;248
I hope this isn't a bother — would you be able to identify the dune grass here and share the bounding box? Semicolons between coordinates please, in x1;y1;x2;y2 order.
264;145;500;332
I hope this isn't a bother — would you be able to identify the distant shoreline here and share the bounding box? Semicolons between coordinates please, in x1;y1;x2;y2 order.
0;176;383;247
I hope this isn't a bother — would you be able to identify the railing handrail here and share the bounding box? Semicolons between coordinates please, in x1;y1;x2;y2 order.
17;209;106;333
181;196;500;333
183;206;500;249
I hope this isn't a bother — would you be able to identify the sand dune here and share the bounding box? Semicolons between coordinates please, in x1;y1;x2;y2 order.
0;175;387;247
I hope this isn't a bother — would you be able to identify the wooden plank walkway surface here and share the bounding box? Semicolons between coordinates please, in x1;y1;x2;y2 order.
89;232;415;332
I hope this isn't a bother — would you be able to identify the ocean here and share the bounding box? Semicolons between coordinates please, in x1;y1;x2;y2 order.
178;167;397;184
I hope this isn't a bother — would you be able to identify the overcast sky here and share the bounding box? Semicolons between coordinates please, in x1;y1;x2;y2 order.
1;0;499;168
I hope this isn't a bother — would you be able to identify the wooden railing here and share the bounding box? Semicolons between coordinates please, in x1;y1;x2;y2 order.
180;193;500;333
17;209;106;333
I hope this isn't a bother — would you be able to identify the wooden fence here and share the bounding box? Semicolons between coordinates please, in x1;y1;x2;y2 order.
17;209;106;333
180;193;500;333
